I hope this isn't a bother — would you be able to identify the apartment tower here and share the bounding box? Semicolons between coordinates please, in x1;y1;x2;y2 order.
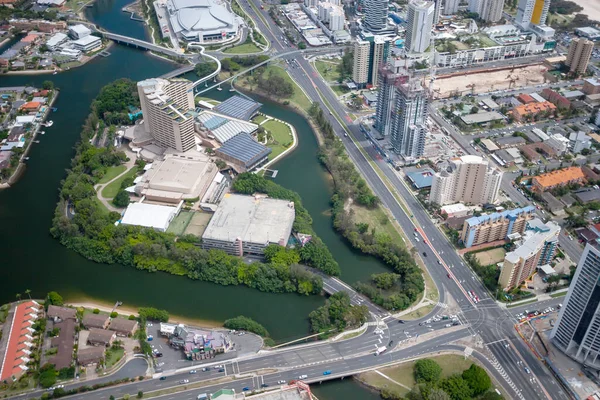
430;155;503;205
137;78;196;152
566;38;594;75
468;0;505;22
405;0;435;53
363;0;389;33
353;40;371;87
390;78;428;158
551;244;600;368
460;206;535;248
443;0;460;15
516;0;550;29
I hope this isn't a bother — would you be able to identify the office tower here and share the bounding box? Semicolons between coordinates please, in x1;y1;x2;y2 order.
137;78;196;152
369;36;389;85
390;77;428;157
516;0;550;29
498;219;560;290
353;40;370;87
468;0;504;22
433;0;442;23
406;0;435;53
551;244;600;368
443;0;459;15
460;206;536;248
363;0;389;33
374;67;399;136
430;155;503;205
566;38;594;75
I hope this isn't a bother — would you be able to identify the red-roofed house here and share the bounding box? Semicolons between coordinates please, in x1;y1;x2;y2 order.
19;102;41;112
517;93;535;104
0;301;41;381
20;34;39;44
33;90;49;97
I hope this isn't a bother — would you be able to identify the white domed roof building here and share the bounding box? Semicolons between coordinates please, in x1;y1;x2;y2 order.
166;0;241;43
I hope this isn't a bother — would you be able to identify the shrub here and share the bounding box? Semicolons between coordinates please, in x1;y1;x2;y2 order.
92;308;100;314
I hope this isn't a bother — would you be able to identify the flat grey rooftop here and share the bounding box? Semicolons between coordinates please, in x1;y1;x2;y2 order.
202;194;295;245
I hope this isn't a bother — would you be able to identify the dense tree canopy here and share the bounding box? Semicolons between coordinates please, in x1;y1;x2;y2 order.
414;359;443;383
223;316;269;337
462;364;491;396
309;292;368;334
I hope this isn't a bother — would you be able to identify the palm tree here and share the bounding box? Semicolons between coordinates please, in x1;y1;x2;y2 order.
24;289;31;300
15;293;21;302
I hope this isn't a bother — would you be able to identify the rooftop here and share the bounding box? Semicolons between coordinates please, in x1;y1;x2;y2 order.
215;132;271;169
505;220;560;263
82;313;109;328
202;194;295;246
534;167;585;189
87;328;116;344
213;95;261;121
406;168;435;188
77;347;105;364
47;305;76;321
465;206;535;228
120;202;179;232
144;154;217;195
109;318;138;333
196;111;258;144
460;111;504;125
513;101;556;117
0;301;40;380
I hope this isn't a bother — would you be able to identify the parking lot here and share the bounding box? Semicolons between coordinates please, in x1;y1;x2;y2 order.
146;323;263;373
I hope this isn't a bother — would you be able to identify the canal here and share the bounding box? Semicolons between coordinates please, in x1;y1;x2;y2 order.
1;0;390;345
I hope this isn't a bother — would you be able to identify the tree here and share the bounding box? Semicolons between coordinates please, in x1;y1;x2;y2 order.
194;62;217;79
45;291;64;308
414;358;442;383
24;289;31;299
137;391;144;398
371;273;400;290
470;106;479;114
42;80;54;90
93;308;100;314
439;375;473;400
15;293;21;301
223;316;269;337
461;364;491;396
298;41;306;49
110;311;118;318
113;190;130;208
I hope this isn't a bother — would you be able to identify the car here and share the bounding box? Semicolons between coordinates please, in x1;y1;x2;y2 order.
437;260;441;265
422;252;427;257
180;379;189;384
447;273;451;278
147;335;153;341
157;362;165;367
388;340;394;346
445;324;451;327
189;370;197;374
277;380;286;384
214;365;223;369
160;377;167;381
323;370;332;375
261;383;269;388
299;374;308;379
524;367;531;374
202;368;209;372
243;387;250;391
155;352;163;357
218;369;225;373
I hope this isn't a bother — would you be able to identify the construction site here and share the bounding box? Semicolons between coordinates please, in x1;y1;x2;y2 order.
428;64;548;98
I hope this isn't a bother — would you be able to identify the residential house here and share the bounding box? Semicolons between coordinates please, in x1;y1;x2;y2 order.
512;101;557;122
532;167;585;192
82;314;110;330
77;347;105;366
19;101;41;112
108;318;138;337
87;328;116;347
49;318;76;369
46;305;76;323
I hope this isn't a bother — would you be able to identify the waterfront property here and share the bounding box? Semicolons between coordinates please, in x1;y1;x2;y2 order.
0;301;41;381
202;193;296;256
120;202;182;232
108;318;138;337
213;96;262;121
87;328;116;347
214;132;272;172
77;347;105;367
160;322;232;360
82;313;110;330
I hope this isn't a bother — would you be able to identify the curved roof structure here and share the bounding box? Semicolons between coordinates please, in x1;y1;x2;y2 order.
167;0;239;40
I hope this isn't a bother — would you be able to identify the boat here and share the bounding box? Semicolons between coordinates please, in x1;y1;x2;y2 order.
44;120;54;127
216;87;223;91
51;107;58;112
229;88;235;92
53;71;58;75
24;157;30;160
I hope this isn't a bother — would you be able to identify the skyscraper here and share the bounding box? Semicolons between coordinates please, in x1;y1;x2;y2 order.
405;0;435;53
137;78;196;152
374;67;399;136
443;0;459;15
433;0;442;23
363;0;389;33
468;0;504;22
566;38;594;75
551;244;600;368
369;36;389;85
516;0;550;29
352;40;371;87
430;155;503;205
390;78;428;157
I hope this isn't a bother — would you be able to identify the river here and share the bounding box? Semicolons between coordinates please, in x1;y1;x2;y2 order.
0;2;391;398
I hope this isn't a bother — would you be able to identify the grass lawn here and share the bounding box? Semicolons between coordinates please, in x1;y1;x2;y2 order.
240;66;312;111
59;61;81;69
263;120;293;160
358;371;408;397
167;211;194;235
332;84;351;97
105;348;124;368
401;303;435;320
92;197;110;215
101;167;139;199
381;354;474;389
315;60;341;82
474;248;506;266
507;298;538;308
550;291;567;298
197;97;220;106
224;42;262;54
252;114;267;125
98;165;127;184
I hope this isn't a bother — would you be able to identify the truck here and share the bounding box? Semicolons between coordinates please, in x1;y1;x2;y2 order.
375;346;387;356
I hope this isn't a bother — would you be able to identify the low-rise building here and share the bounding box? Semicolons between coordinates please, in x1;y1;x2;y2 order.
120;202;181;232
162;323;232;360
498;219;560;290
480;138;500;152
49;318;76;369
546;134;570;155
72;35;102;52
77;347;105;366
460;111;505;125
202;194;296;256
574;189;600;203
532;167;585;192
406;168;435;189
87;328;116;347
441;203;470;218
46;32;68;50
517;93;535;104
68;24;91;39
109;318;138;337
214;132;272;172
569;131;591;153
0;301;41;381
47;305;76;323
512;101;556;122
495;136;526;149
583;78;600;95
213;95;261;121
82;313;110;330
542;192;563;214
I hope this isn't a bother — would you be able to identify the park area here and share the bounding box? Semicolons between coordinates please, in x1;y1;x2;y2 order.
224;42;262;54
314;59;341;82
262;120;293;160
474;248;506;266
101;166;139;199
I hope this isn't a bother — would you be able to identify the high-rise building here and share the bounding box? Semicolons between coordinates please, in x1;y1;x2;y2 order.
430;155;503;205
566;38;594;75
405;0;435;53
374;67;398;136
433;0;442;23
352;40;371;87
498;219;560;290
551;244;600;368
460;206;536;248
443;0;459;15
329;9;345;30
468;0;504;22
389;78;428;158
363;0;389;33
137;78;196;152
369;36;389;85
516;0;550;29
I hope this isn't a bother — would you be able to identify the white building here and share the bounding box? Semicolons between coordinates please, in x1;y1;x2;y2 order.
430;155;503;205
405;0;435;53
516;0;550;29
120;202;182;232
546;133;570;155
353;39;370;87
166;0;240;43
46;32;68;51
329;9;345;31
569;131;592;154
443;0;459;15
72;35;102;52
68;24;91;40
468;0;504;22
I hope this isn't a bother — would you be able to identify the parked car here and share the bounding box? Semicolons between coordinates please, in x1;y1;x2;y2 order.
323;370;332;375
160;377;167;381
277;380;286;384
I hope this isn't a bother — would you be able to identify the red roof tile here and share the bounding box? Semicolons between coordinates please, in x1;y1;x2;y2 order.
0;301;39;380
